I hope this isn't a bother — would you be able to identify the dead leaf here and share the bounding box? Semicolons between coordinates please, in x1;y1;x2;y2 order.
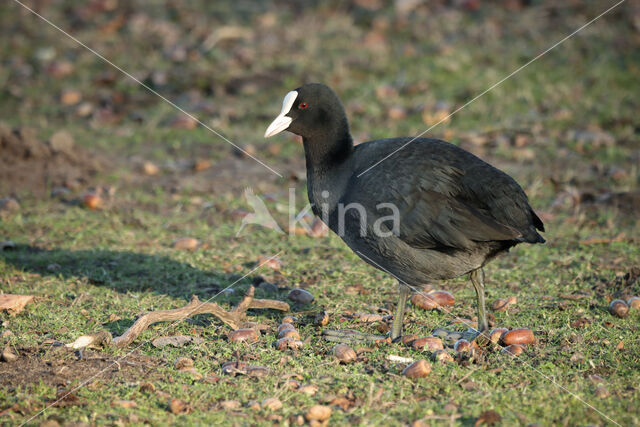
0;294;35;315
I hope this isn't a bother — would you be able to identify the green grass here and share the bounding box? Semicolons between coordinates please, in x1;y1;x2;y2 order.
1;1;639;425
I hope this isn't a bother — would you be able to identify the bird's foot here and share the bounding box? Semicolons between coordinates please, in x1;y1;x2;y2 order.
433;328;491;347
321;329;391;345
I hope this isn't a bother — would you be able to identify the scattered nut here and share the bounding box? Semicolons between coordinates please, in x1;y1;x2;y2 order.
314;311;329;326
288;289;314;304
491;298;510;312
172;237;199;250
402;359;431;378
141;161;160;175
168;398;191;414
1;346;18;362
305;405;332;422
454;339;471;353
500;328;535;346
82;193;103;210
298;384;319;396
283;379;301;390
507;296;518;305
282;315;297;324
275;338;304;351
277;323;296;334
261;397;283;411
609;300;629;318
401;334;419;346
431;349;454;363
501;344;525;356
411;336;444;351
333;344;357;363
594;385;610;398
174;357;194;370
278;329;301;340
229;328;259;343
411;293;437;310
489;327;509;344
427;290;455;307
627;296;640;310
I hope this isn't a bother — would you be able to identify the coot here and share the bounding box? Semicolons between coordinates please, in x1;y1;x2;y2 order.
265;83;545;341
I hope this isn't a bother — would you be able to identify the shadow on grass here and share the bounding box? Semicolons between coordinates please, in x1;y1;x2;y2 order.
0;244;262;302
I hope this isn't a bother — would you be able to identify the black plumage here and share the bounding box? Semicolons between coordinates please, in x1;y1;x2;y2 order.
265;83;545;340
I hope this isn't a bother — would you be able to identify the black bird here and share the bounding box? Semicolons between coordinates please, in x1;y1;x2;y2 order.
265;83;545;341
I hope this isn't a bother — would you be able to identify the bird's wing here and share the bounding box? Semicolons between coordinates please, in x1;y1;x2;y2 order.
352;162;521;250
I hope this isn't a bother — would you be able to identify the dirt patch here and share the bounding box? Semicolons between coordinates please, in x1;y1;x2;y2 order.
0;346;162;389
0;124;107;196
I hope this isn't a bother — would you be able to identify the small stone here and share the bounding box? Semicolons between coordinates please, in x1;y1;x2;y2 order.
402;360;431;378
333;344;357;363
305;405;332;422
288;289;314;304
261;397;282;411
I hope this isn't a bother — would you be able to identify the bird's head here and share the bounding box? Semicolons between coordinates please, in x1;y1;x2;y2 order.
264;83;347;140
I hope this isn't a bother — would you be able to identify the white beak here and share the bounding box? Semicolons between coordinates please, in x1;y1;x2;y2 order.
264;91;298;138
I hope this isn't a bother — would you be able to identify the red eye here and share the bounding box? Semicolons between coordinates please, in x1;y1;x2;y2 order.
298;102;308;110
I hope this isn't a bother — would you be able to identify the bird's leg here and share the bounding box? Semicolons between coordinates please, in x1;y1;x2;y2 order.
390;282;411;341
470;268;489;340
322;281;410;344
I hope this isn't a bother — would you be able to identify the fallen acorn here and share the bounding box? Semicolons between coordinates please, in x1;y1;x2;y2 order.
283;379;301;390
277;323;296;334
174;357;194;370
168;398;191;414
288;289;314;304
261;397;283;411
1;346;18;362
355;312;383;322
500;328;535;346
428;290;455;307
82;193;103;210
501;344;525;356
229;328;259;343
609;300;629;318
221;361;249;375
282;315;297;324
246;366;270;378
275;338;304;351
491;298;510;312
411;293;437;310
172;237;199;250
305;405;332;422
507;296;518;305
431;349;454;363
333;344;357;363
401;334;419;346
628;297;640;310
411;336;444;351
278;329;301;340
258;256;282;270
489;327;509;344
402;359;431;378
454;339;471;353
298;384;318;396
314;311;329;326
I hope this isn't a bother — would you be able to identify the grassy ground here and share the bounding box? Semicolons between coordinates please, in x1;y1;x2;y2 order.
1;1;639;425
